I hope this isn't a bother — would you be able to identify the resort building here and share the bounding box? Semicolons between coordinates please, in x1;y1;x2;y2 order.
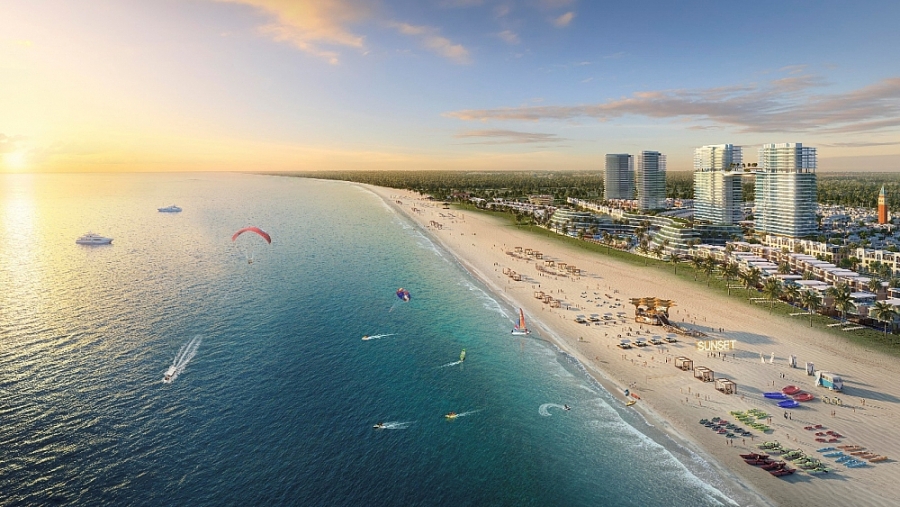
693;144;744;225
604;154;635;200
754;143;818;238
529;194;554;206
636;151;666;211
878;185;889;224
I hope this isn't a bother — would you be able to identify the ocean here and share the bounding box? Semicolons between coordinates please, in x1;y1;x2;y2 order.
0;172;742;506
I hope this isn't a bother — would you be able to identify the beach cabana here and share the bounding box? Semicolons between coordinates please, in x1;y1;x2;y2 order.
694;366;714;382
618;339;633;349
550;299;561;308
715;378;737;395
675;356;693;371
534;291;545;299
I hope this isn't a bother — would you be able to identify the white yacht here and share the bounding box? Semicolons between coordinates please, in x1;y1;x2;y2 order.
75;232;113;245
158;205;182;213
163;365;177;383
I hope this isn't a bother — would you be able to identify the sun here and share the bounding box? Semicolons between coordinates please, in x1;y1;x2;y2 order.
3;151;27;171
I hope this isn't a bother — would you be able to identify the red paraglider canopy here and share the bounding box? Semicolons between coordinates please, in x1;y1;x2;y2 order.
232;226;272;244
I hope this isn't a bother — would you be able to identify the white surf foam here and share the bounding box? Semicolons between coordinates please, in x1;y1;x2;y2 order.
539;403;568;416
164;335;202;383
362;333;396;341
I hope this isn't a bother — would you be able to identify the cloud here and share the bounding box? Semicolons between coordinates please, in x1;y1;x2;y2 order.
497;30;520;45
822;141;900;148
552;11;574;27
390;22;470;64
438;0;483;6
455;129;566;144
539;0;574;8
494;4;511;17
216;0;371;64
445;76;900;134
0;133;26;153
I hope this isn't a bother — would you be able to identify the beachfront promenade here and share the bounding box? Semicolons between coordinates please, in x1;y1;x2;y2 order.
371;184;900;507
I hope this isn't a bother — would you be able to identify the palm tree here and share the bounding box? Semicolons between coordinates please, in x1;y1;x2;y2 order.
800;289;822;327
602;232;612;253
652;244;664;259
783;283;801;306
778;262;792;275
827;284;854;324
868;277;882;297
702;257;717;287
762;277;783;309
669;252;682;275
690;255;704;280
721;262;739;296
870;300;897;336
740;267;762;298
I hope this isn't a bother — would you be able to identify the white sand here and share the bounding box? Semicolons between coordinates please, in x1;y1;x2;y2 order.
368;185;900;507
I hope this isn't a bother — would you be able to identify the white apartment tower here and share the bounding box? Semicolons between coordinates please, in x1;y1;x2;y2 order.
693;144;744;225
636;151;667;211
754;143;818;238
604;154;634;200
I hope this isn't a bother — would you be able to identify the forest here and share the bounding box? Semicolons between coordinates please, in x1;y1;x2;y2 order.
278;170;900;209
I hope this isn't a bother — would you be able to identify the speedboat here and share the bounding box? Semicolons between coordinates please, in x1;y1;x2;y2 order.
162;365;176;383
445;412;458;419
373;423;386;429
158;205;182;212
76;232;113;245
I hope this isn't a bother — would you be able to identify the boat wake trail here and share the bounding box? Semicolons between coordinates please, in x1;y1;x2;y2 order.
439;360;463;368
539;403;567;416
380;421;414;430
362;333;395;341
165;335;202;383
453;409;482;418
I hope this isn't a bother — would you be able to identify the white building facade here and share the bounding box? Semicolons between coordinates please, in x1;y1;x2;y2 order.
693;144;744;225
754;143;818;238
636;151;666;211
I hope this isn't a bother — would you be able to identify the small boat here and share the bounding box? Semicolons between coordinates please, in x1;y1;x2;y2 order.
740;453;769;460
459;349;466;362
626;400;636;407
362;335;370;340
76;232;113;245
162;365;176;383
764;392;788;399
157;205;182;213
445;412;459;419
793;392;814;402
373;423;386;429
511;308;530;335
777;399;800;409
782;385;800;395
770;468;795;477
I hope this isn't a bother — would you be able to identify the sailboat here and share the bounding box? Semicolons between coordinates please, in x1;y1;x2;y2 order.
511;308;530;335
460;349;466;362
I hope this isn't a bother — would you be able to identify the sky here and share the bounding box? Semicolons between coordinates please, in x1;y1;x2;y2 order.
2;0;900;173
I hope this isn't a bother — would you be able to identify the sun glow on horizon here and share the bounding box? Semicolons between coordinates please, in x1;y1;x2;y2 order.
3;152;28;172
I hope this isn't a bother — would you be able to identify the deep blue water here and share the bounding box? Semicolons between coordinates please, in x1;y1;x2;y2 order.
0;173;742;506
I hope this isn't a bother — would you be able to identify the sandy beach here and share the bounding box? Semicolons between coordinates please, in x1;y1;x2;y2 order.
368;184;900;507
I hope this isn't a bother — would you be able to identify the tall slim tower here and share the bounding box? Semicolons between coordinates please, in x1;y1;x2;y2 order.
636;151;666;211
878;185;889;224
693;144;744;225
604;154;635;200
754;143;818;238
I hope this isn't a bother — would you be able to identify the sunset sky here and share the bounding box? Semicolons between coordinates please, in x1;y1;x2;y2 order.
2;0;900;173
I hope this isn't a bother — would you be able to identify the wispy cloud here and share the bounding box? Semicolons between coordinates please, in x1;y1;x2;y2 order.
0;133;26;153
552;11;574;27
497;30;520;45
539;0;575;8
822;141;900;148
455;129;566;144
216;0;371;64
445;76;900;134
391;22;471;64
438;0;483;7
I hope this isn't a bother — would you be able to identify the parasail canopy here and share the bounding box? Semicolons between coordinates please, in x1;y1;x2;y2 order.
396;288;411;302
232;226;271;244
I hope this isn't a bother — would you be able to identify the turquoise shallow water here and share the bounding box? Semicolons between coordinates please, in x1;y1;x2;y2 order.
0;173;742;506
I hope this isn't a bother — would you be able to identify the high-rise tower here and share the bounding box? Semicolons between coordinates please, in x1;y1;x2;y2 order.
878;185;889;224
604;154;634;200
754;143;817;238
636;151;666;211
693;144;744;225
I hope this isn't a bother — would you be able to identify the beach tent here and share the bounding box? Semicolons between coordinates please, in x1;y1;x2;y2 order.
694;366;714;382
675;356;693;371
715;378;737;395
